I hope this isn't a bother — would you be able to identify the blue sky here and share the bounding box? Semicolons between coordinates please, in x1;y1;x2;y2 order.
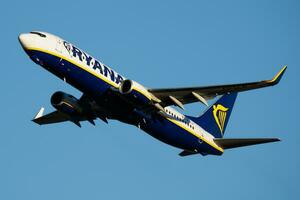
0;0;299;199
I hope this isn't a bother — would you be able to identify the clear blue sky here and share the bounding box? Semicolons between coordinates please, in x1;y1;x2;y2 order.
0;0;299;199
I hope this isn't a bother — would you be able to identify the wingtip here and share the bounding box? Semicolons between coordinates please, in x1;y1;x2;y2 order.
269;66;287;84
274;138;281;142
33;107;45;120
268;138;281;143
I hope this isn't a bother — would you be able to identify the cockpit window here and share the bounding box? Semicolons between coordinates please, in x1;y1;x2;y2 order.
30;31;46;38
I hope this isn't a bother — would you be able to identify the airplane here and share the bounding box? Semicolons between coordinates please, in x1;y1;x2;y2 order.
18;31;286;156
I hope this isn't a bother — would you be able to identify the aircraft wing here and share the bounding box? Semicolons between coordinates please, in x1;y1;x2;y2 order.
32;107;99;127
149;66;286;107
32;108;71;125
32;93;102;127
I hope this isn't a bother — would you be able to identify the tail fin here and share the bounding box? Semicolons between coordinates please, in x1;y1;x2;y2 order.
188;92;238;138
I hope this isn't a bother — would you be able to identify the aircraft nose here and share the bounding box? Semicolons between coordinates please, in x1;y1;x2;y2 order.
18;33;32;49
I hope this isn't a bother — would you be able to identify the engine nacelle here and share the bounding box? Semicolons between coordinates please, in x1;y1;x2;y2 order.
119;79;158;104
51;91;82;115
119;79;134;94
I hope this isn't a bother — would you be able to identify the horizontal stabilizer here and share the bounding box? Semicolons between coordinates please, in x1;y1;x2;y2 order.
214;138;280;149
179;150;198;157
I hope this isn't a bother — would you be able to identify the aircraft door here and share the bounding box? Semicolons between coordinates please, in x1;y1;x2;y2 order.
55;39;66;71
55;39;63;53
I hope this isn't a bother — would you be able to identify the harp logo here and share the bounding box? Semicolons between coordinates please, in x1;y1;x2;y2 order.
213;104;229;134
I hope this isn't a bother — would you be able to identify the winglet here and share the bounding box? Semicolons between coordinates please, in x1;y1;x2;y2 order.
268;66;287;85
33;107;45;120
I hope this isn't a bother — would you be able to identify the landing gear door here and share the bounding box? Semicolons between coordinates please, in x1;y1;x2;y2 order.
55;39;65;69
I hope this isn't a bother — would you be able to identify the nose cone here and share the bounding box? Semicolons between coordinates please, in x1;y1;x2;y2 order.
18;33;33;49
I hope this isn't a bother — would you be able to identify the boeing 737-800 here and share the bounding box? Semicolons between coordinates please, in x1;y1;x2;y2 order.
18;31;286;156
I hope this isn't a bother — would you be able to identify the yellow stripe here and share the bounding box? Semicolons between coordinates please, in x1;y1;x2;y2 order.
222;112;226;128
268;66;287;83
27;47;153;100
27;47;224;153
166;117;224;152
220;112;224;132
222;112;225;128
222;112;225;125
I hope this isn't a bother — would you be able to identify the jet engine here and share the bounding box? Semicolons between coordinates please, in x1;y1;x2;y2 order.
119;79;159;105
51;91;83;115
